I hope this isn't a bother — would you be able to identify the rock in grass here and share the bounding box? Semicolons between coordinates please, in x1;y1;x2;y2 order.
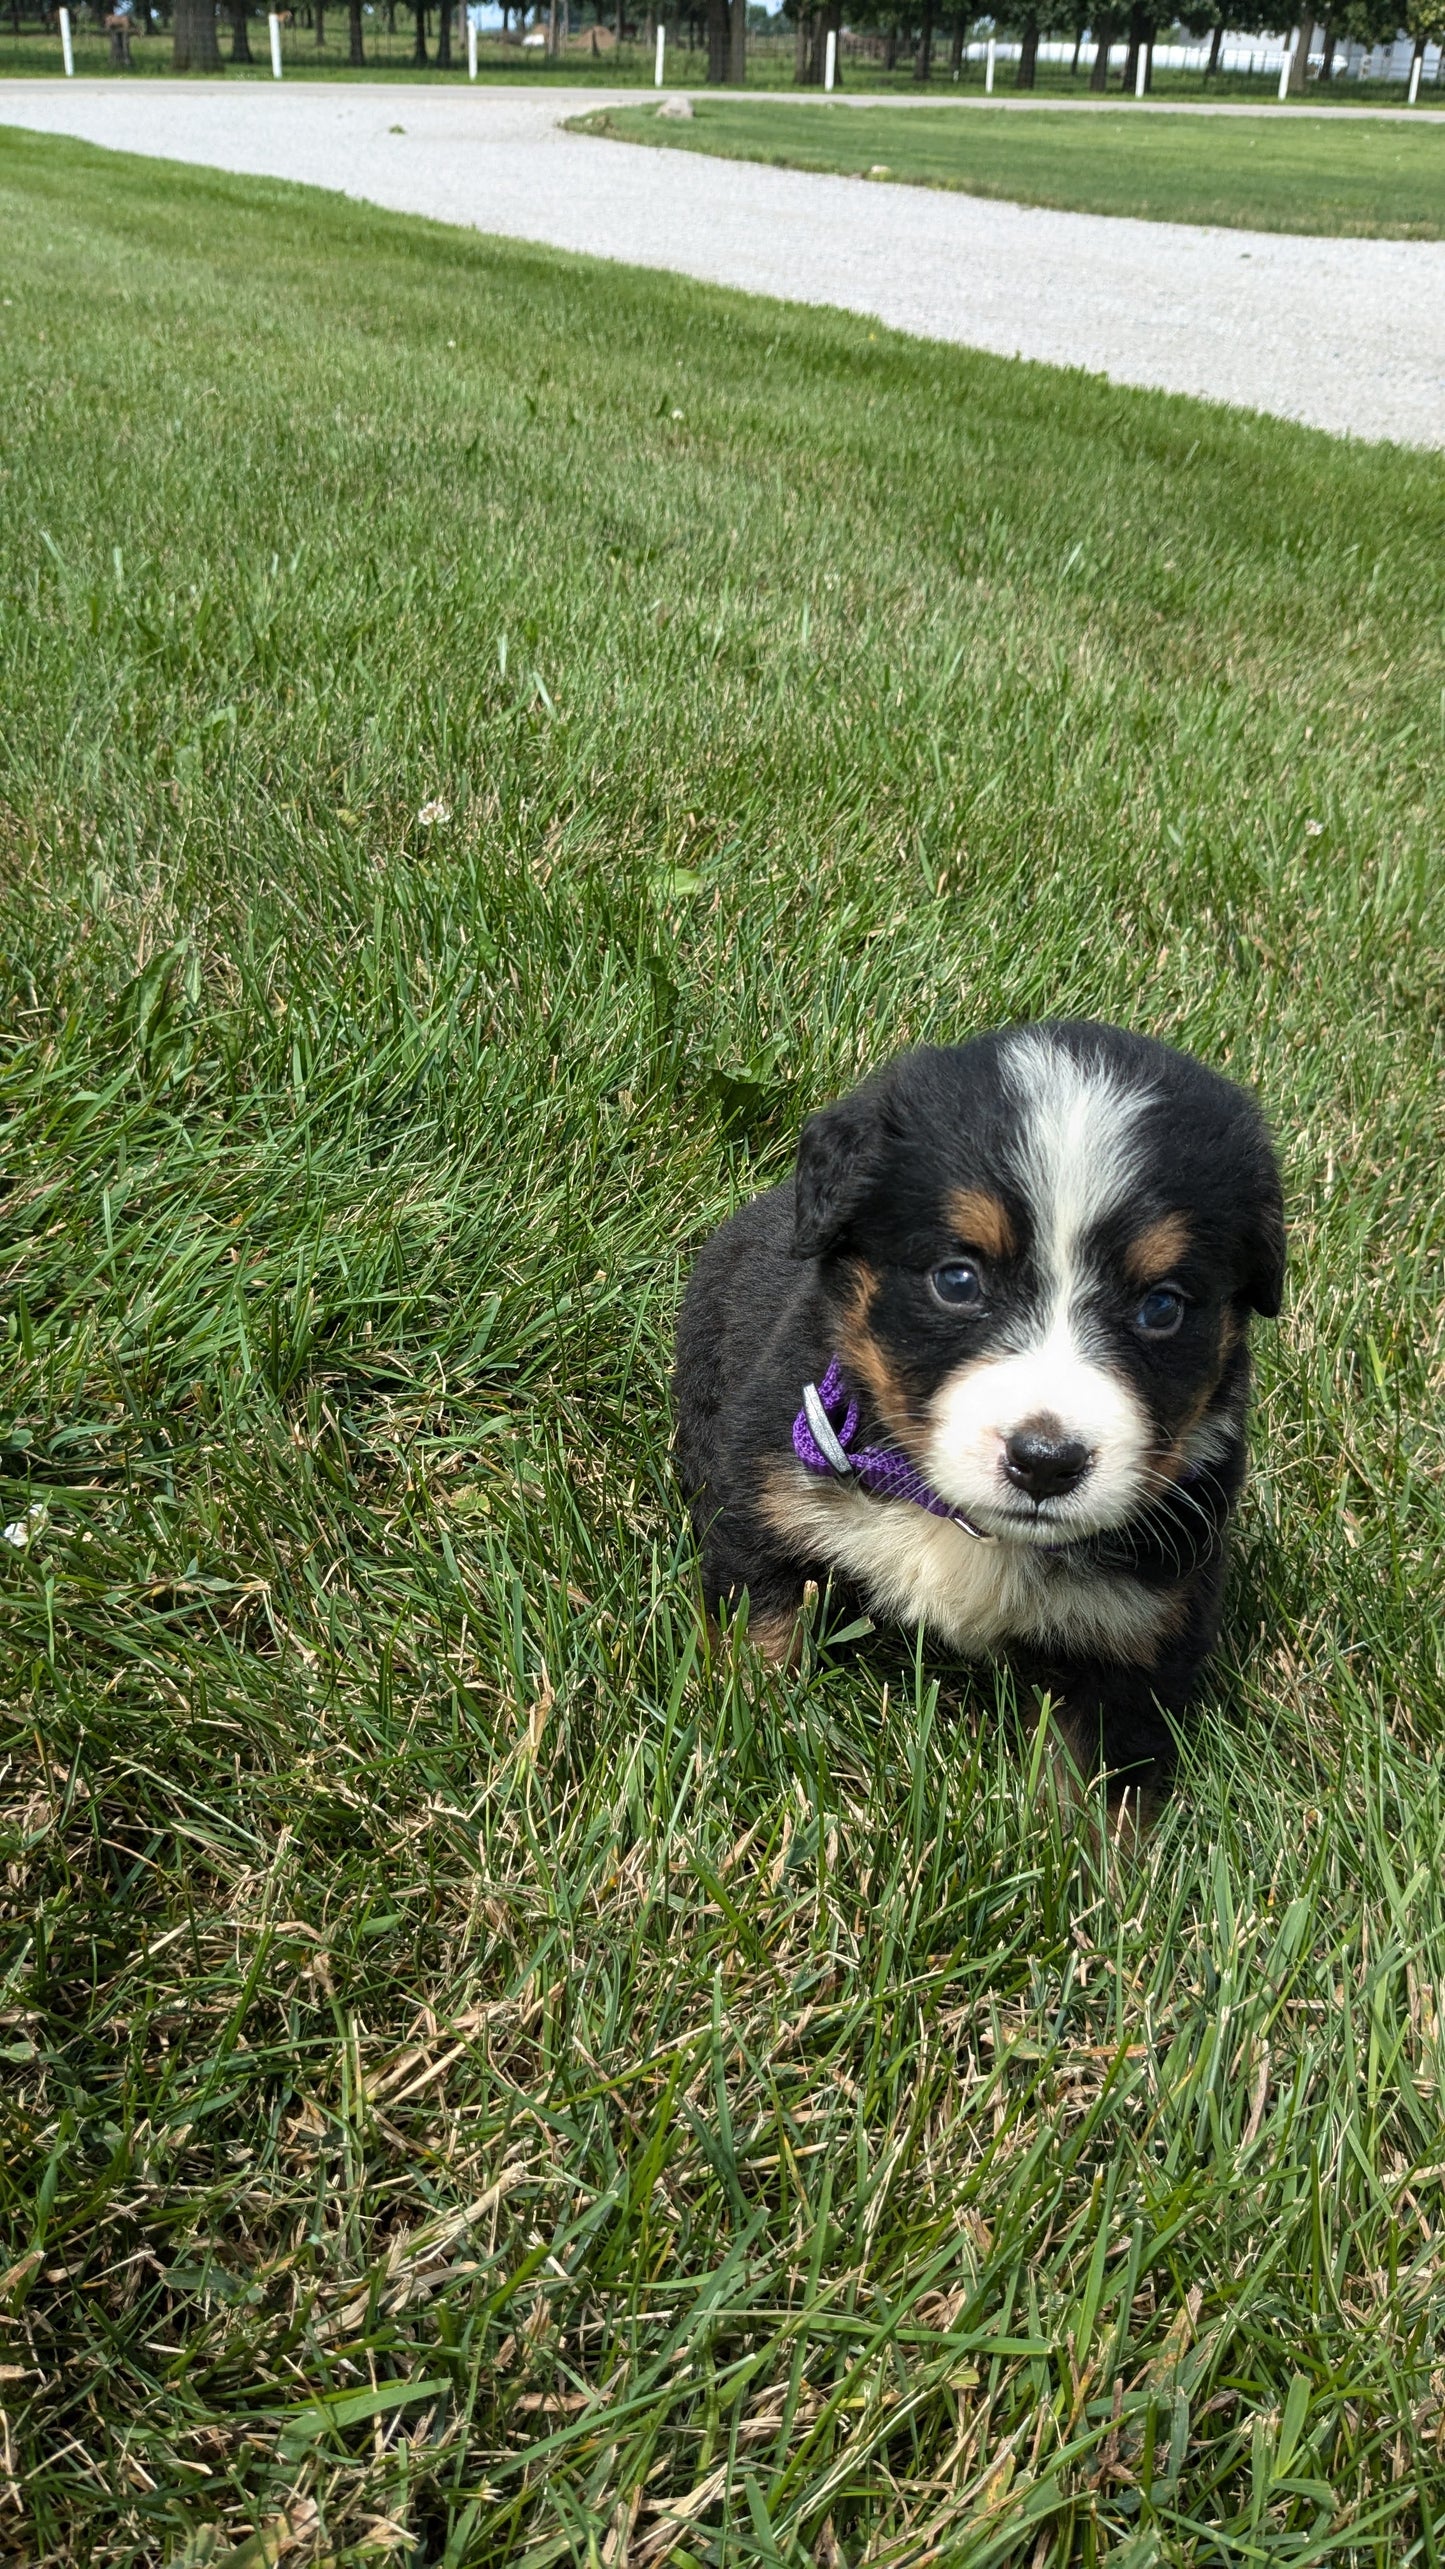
657;94;694;118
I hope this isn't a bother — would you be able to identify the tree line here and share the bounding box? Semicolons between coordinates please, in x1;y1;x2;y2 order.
30;0;1440;85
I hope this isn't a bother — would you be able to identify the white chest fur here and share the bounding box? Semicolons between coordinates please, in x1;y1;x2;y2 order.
764;1467;1170;1665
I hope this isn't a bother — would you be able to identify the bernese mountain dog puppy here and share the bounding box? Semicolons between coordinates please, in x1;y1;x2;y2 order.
673;1021;1284;1789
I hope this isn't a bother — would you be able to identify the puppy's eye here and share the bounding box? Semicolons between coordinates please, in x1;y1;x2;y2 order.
1134;1285;1185;1337
931;1260;984;1311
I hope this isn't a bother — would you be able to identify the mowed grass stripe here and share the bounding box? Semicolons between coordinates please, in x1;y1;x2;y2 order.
0;126;1443;2564
576;97;1445;236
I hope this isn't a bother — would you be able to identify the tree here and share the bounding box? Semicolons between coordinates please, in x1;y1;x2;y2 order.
348;0;364;63
412;0;427;58
172;0;222;65
1286;11;1319;87
1088;1;1120;84
707;0;726;73
1177;0;1231;75
436;0;452;62
1121;0;1156;88
914;0;934;76
1403;0;1445;79
788;0;841;82
228;0;252;57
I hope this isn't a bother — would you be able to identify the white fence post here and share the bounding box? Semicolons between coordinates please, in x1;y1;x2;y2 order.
1407;46;1422;99
654;20;665;83
1277;33;1293;96
985;33;994;89
59;5;74;71
268;10;283;71
467;8;477;74
824;23;836;87
1135;38;1146;91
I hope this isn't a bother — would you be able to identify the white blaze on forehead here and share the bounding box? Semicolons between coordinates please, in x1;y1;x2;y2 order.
922;1032;1158;1537
1002;1030;1154;1330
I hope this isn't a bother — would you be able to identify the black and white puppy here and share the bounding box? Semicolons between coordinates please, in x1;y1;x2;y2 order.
673;1021;1284;1787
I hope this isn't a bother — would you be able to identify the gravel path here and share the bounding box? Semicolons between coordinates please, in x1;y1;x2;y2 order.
3;82;1442;446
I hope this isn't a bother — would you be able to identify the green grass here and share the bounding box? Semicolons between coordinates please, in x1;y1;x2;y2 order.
575;95;1445;235
2;122;1445;2567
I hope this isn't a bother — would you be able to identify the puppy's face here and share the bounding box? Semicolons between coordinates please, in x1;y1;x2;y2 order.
794;1024;1284;1546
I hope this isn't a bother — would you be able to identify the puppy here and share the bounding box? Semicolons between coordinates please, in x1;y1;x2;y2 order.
673;1021;1284;1789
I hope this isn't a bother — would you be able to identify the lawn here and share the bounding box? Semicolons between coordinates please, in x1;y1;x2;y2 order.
2;124;1444;2566
575;96;1445;235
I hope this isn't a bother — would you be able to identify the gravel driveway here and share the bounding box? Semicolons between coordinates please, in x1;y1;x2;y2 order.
3;82;1442;446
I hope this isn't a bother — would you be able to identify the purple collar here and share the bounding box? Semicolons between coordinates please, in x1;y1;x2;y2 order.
791;1357;993;1540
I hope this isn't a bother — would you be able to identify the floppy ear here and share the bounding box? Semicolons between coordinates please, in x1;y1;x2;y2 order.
1240;1164;1287;1317
793;1088;884;1261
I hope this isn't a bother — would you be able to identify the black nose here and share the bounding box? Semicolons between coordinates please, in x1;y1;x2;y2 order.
1003;1425;1092;1502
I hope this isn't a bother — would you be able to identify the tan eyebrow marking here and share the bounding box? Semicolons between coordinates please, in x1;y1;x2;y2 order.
1124;1212;1191;1286
946;1188;1017;1262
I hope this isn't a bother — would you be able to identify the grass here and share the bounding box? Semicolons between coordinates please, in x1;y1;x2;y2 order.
574;96;1445;235
1;120;1445;2568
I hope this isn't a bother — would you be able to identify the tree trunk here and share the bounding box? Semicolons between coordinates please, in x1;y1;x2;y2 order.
881;20;895;67
229;0;251;54
436;0;451;60
1286;17;1314;89
1069;25;1081;73
1205;16;1222;72
949;11;964;74
1089;11;1112;84
1121;1;1143;88
348;0;363;57
315;0;323;39
1014;6;1037;84
913;0;932;77
413;0;427;57
727;0;744;77
173;0;222;67
705;0;725;77
794;3;813;78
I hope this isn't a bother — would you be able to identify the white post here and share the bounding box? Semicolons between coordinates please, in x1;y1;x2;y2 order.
1277;32;1293;96
467;8;477;73
268;9;282;71
1407;46;1422;99
653;20;665;82
59;4;74;70
824;23;836;86
985;33;994;89
1134;36;1146;91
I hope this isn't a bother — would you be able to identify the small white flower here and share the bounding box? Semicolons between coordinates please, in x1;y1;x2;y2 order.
1304;818;1324;837
670;408;684;421
417;798;451;827
3;1504;45;1550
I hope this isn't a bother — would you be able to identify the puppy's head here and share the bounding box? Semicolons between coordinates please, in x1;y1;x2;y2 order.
793;1022;1284;1546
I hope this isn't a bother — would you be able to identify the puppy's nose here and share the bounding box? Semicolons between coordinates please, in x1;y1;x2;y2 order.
1003;1423;1092;1502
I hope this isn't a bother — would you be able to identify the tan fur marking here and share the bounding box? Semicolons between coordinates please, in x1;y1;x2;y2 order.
1124;1212;1191;1286
948;1187;1017;1262
748;1606;803;1669
837;1263;922;1453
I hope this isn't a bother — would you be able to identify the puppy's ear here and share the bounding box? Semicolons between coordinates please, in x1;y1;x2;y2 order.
1240;1163;1286;1317
793;1088;883;1261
